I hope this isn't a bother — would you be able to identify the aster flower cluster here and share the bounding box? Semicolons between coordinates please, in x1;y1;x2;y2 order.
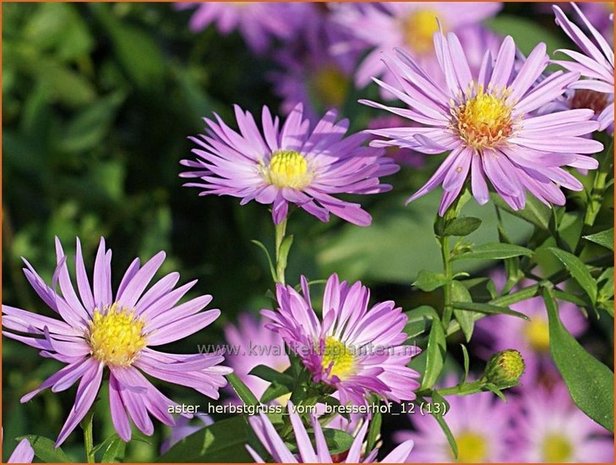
3;2;614;464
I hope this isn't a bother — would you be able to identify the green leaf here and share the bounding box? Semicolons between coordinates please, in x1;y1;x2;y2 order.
583;228;614;251
453;243;534;261
413;270;449;292
277;234;294;273
442;217;482;236
157;416;253;462
491;193;551;230
366;409;382;452
548;247;598;303
404;305;438;339
543;288;614;432
227;373;260;407
249;365;294;386
460;344;470;384
429;392;458;459
251;240;276;283
420;318;446;390
451;281;475;342
260;382;292;404
100;436;126;463
452;301;529;320
322;428;355;455
19;435;72;463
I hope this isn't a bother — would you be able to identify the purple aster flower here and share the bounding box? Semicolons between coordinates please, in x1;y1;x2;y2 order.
180;104;398;226
363;32;603;215
2;237;231;446
262;274;421;405
395;388;514;462
247;401;415;462
176;2;307;54
160;415;213;454
540;2;614;40
332;2;501;94
511;383;614;462
368;115;427;168
476;296;587;386
553;3;614;132
7;439;34;464
224;313;290;401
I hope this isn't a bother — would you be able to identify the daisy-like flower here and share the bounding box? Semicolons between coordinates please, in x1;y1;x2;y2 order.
332;2;501;92
363;32;603;214
180;104;398;226
224;313;290;401
395;388;514;462
247;401;415;463
177;2;306;54
7;439;34;464
262;274;421;405
553;3;614;132
512;383;614;462
476;296;587;386
2;237;231;445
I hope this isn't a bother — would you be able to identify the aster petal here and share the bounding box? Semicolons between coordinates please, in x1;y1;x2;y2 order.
346;420;370;463
116;251;166;309
471;152;490;205
489;36;516;88
109;372;132;441
7;439;35;464
288;403;318;462
92;238;112;308
381;439;415;462
146;309;220;346
406;146;464;204
509;42;549;102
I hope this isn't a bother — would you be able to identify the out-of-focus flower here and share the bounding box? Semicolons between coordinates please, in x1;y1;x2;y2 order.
180;104;398;226
332;2;501;95
394;390;514;462
247;401;415;462
224;313;290;401
540;2;614;40
2;237;231;445
177;2;307;54
362;32;602;215
7;439;34;464
476;296;587;385
553;3;614;132
262;274;421;404
512;383;614;462
160;415;213;454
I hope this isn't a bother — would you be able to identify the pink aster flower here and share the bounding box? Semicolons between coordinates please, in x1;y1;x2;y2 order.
177;2;306;54
262;274;421;405
363;32;603;215
180;104;398;226
7;439;34;464
332;2;501;93
224;313;290;401
2;237;231;446
553;3;614;132
476;296;587;386
395;389;514;462
512;383;614;462
247;401;415;463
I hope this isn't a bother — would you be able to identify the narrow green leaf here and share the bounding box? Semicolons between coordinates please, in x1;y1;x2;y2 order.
404;305;439;339
20;435;72;463
453;243;534;261
452;281;474;342
491;193;551;230
249;365;294;386
548;247;598;303
413;270;449;292
322;428;355;455
420;318;446;390
543;288;614;432
442;217;482;236
100;436;126;463
251;240;276;283
429;392;458;459
366;409;382;452
460;344;470;384
277;234;294;272
227;373;260;407
583;228;614;251
260;382;291;404
452;301;529;320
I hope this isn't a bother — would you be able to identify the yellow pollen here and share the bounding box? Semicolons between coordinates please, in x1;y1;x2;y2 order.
455;88;513;149
310;65;349;108
321;337;355;380
542;434;573;462
265;150;312;189
88;303;146;367
454;431;488;463
524;317;550;352
403;10;440;54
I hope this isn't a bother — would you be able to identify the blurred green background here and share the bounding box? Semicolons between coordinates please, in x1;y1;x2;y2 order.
2;2;612;461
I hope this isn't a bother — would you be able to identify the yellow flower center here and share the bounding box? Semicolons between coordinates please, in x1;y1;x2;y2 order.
454;88;513;149
403;10;440;54
542;434;573;462
455;431;488;463
265;150;312;189
88;303;146;367
310;65;349;108
321;336;355;380
524;317;550;352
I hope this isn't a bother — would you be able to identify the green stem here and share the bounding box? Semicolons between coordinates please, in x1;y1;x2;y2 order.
82;410;95;463
436;380;485;397
274;218;288;284
440;234;453;327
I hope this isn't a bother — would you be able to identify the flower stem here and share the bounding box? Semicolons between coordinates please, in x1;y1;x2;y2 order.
436;379;484;397
82;410;95;463
440;234;453;327
274;218;288;285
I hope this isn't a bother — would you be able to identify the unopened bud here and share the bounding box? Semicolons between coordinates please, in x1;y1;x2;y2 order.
484;349;525;388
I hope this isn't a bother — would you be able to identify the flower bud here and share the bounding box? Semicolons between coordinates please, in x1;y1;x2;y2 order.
484;349;525;388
